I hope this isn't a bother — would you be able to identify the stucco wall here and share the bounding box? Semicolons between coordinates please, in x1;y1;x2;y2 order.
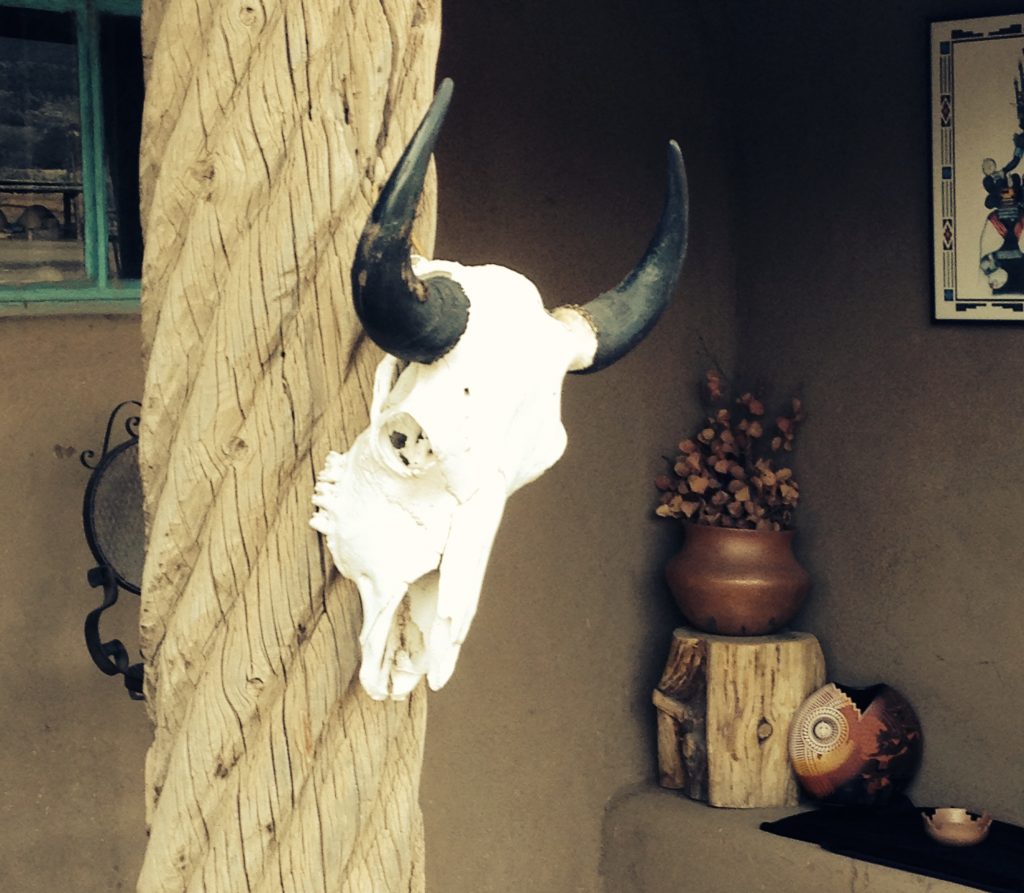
0;316;149;890
729;0;1024;829
427;0;1024;889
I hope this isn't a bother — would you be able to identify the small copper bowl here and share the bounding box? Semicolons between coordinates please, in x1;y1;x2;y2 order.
922;808;992;846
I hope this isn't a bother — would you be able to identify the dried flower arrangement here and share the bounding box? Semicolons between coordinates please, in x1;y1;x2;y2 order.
654;370;806;530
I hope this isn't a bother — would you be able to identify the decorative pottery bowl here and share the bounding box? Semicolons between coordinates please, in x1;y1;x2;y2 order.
664;524;811;636
922;808;992;846
788;682;923;806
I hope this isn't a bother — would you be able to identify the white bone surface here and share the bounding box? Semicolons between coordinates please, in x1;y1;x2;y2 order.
311;257;598;699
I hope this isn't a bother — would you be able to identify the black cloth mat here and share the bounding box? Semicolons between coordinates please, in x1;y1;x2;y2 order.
761;800;1024;892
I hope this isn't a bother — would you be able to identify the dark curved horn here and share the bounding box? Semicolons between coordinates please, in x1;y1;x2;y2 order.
569;142;688;374
352;78;470;364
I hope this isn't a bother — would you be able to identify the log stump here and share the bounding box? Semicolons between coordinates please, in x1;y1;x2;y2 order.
653;627;825;808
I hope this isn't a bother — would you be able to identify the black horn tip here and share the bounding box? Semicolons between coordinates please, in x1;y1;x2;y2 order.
371;79;454;230
437;77;454;106
569;139;689;375
353;78;470;365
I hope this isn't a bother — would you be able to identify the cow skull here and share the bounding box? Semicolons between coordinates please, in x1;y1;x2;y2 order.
311;79;688;700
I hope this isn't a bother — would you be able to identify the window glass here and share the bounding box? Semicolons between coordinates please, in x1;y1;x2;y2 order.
0;8;86;284
100;13;143;281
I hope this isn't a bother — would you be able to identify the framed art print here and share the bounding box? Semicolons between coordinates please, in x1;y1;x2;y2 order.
932;16;1024;321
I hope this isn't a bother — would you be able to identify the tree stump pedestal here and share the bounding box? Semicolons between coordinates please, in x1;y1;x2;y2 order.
652;627;825;808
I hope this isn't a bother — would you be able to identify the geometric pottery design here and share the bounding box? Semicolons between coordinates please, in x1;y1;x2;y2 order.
788;682;923;805
788;683;851;760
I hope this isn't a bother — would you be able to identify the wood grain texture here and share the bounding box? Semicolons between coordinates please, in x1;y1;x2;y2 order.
653;636;707;798
653;627;825;808
137;1;440;889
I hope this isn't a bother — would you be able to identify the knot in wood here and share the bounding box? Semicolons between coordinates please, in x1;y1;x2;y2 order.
756;719;774;742
238;3;258;26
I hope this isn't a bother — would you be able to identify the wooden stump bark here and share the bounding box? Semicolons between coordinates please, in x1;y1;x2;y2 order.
653;627;825;808
136;1;441;889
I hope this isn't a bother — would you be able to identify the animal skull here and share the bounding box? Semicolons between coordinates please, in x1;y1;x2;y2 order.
311;79;688;700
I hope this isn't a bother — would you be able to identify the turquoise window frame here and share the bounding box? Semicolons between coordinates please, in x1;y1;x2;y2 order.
0;0;142;316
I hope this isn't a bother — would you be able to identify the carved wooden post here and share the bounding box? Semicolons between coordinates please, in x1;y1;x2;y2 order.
136;1;440;888
653;628;825;808
653;634;709;801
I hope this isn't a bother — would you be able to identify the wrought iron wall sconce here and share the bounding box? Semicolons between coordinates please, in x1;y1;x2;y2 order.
81;401;145;699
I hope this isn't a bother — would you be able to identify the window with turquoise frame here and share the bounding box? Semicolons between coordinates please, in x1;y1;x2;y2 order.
0;0;142;313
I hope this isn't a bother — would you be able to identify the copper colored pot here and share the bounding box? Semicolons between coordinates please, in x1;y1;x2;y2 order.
664;524;810;635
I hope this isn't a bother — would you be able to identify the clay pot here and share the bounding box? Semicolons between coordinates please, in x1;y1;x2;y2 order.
664;523;810;635
789;682;923;807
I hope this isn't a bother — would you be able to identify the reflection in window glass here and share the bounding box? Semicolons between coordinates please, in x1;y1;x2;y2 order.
0;9;85;284
100;13;144;281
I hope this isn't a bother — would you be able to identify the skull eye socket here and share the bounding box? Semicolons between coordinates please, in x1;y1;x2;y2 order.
379;413;435;473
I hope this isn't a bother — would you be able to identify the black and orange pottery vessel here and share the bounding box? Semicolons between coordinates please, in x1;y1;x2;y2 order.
664;523;811;635
788;682;923;807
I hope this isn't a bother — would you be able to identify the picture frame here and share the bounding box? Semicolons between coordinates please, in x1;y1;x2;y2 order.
931;15;1024;321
